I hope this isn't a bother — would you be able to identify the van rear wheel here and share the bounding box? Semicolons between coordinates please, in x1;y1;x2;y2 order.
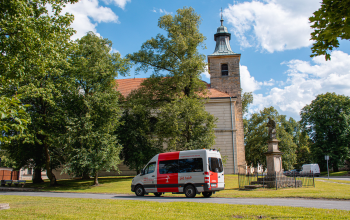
154;193;162;197
202;192;212;198
184;185;196;198
135;185;145;196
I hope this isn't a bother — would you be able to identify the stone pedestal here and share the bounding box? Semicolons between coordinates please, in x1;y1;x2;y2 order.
264;139;283;175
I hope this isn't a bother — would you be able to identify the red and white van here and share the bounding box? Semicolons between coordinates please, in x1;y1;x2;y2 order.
131;149;225;198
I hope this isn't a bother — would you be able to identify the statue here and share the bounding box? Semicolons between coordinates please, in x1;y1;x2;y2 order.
266;117;276;140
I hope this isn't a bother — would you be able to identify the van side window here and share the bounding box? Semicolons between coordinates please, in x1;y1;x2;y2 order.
144;162;156;174
159;160;179;174
179;158;203;173
209;157;223;173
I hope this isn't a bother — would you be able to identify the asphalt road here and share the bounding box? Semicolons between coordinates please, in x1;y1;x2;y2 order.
316;176;350;181
1;191;350;211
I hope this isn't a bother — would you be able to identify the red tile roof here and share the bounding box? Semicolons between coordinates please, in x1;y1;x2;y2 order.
115;78;230;98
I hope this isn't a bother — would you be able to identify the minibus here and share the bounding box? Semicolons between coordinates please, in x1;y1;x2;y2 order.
131;149;225;198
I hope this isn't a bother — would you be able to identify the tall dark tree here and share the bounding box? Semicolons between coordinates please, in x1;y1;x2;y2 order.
61;32;130;185
1;0;77;185
309;0;350;60
300;92;350;171
126;7;216;151
117;106;161;174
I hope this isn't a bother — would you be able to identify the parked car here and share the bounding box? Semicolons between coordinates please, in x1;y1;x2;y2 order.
290;169;302;176
283;170;291;176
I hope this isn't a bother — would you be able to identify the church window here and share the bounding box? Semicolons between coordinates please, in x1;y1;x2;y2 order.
221;64;228;76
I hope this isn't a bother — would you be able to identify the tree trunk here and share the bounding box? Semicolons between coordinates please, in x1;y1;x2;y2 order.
93;170;99;185
82;171;91;180
32;168;44;184
44;143;57;186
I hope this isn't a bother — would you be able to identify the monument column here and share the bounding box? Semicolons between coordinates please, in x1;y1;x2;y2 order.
264;117;283;174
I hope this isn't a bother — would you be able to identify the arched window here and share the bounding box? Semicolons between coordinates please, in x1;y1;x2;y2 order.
221;64;228;76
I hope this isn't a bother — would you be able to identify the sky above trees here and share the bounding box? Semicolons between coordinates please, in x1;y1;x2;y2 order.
57;0;350;120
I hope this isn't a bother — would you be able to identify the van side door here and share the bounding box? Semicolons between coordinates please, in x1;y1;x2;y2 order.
157;160;179;192
142;162;157;193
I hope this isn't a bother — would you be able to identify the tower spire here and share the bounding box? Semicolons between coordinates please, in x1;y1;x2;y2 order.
210;8;235;55
220;8;224;26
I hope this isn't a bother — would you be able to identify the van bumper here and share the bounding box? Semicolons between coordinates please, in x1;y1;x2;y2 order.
131;184;136;192
203;183;225;192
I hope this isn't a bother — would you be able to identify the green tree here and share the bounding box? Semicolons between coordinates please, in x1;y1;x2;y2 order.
245;107;297;170
309;0;350;60
300;92;350;172
294;131;313;169
242;91;253;138
117;106;161;174
1;0;77;185
0;92;29;144
126;7;216;151
156;97;216;151
61;32;130;185
242;91;253;116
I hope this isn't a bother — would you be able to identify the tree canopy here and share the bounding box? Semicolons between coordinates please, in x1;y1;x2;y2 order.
309;0;350;60
117;106;161;174
1;0;78;185
61;32;130;185
300;92;350;171
125;7;216;153
245;107;297;170
127;7;208;99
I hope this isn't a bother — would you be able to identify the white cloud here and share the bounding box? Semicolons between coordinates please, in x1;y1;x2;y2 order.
250;51;350;119
241;65;261;92
241;65;274;93
223;0;320;52
102;0;131;10
60;0;119;40
152;8;172;14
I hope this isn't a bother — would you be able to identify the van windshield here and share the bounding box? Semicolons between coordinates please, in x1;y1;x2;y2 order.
209;157;223;173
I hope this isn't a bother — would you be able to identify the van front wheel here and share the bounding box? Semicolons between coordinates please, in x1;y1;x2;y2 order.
135;185;145;196
184;185;196;198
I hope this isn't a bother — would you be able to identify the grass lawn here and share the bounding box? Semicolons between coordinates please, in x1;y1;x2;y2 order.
320;171;349;177
22;175;350;200
317;178;350;184
0;195;349;219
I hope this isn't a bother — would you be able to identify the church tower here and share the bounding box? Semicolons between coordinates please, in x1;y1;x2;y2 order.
208;14;245;173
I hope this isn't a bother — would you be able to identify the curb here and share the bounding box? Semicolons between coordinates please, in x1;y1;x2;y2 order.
0;187;37;192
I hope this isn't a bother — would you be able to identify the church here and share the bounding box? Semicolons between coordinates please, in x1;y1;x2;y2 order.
115;17;245;175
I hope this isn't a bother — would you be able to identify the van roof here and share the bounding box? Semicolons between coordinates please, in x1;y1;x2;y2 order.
158;149;220;154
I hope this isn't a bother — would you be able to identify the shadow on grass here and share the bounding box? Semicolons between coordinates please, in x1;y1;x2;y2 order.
25;176;134;191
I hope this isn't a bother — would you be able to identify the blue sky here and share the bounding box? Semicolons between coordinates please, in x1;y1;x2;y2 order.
60;0;350;120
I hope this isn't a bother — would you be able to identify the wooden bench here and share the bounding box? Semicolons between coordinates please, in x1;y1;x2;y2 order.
12;180;26;187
